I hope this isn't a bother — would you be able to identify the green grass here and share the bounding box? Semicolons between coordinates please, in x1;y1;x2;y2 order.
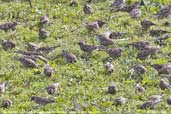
0;0;171;113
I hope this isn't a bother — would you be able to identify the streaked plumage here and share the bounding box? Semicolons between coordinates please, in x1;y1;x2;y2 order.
159;79;171;91
150;29;169;37
135;83;145;93
107;82;118;94
131;64;147;74
1;99;12;108
104;62;114;74
31;96;55;105
62;50;77;63
141;20;155;30
39;29;50;38
96;32;114;46
44;65;54;77
0;22;18;31
130;8;141;18
86;20;105;31
78;41;99;53
40;15;49;24
129;41;151;50
83;4;94;14
154;5;171;18
113;97;127;106
47;82;59;94
18;56;38;68
104;48;123;58
1;40;16;50
27;42;38;51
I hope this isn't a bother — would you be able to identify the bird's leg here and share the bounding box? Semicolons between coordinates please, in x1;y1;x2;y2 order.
28;0;32;8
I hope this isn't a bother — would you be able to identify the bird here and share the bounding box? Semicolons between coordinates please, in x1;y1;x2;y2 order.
0;22;18;31
139;94;163;109
130;8;141;18
96;32;114;46
153;5;171;18
69;0;79;7
39;29;50;39
47;82;59;94
83;4;94;14
113;97;127;106
135;83;146;94
40;14;49;25
62;50;77;63
120;1;141;13
17;56;39;68
14;50;43;56
104;61;114;74
130;64;147;74
78;41;99;53
141;20;155;30
31;96;55;105
128;41;151;50
110;0;125;12
167;97;171;105
0;81;8;93
151;64;171;74
44;65;54;77
104;48;123;58
150;29;169;37
1;40;16;50
159;79;171;91
86;20;105;31
163;21;170;27
27;42;38;51
1;99;12;108
36;45;59;54
109;32;126;39
107;82;118;94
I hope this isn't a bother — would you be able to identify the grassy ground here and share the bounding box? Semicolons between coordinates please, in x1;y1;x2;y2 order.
0;0;171;113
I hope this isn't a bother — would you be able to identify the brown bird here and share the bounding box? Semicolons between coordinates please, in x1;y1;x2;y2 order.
27;42;38;51
36;45;59;54
14;50;42;56
150;29;169;37
40;15;49;25
104;48;123;58
39;29;50;38
62;50;77;63
107;82;118;94
47;82;59;94
86;20;105;31
109;32;126;39
159;79;171;91
18;56;38;68
78;41;99;53
31;96;55;105
113;97;127;106
69;0;79;7
96;32;114;46
1;40;16;50
121;1;141;13
135;83;146;94
44;65;54;77
139;95;163;109
1;99;12;108
0;22;18;31
104;62;114;74
130;8;141;18
163;21;170;27
129;41;151;50
131;64;147;74
153;5;171;18
110;0;125;12
141;20;155;30
151;64;171;74
83;4;94;14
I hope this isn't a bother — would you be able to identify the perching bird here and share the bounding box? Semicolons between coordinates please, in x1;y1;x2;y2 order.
113;97;127;106
39;29;50;38
153;5;171;18
14;50;42;56
96;32;114;46
31;96;55;105
107;82;118;94
1;40;16;50
128;41;151;50
131;64;147;74
120;1;141;13
163;21;170;27
47;82;59;94
40;15;49;25
27;42;38;51
0;82;8;93
78;41;99;53
104;48;123;58
104;61;114;74
36;45;59;54
109;32;126;39
151;64;171;74
1;99;12;108
83;4;94;14
139;94;163;109
135;83;146;93
18;56;39;68
167;97;171;105
141;20;155;30
44;65;54;77
62;50;77;63
110;0;125;12
69;0;79;7
159;79;171;91
150;29;169;37
0;22;18;31
86;20;105;31
130;8;141;18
